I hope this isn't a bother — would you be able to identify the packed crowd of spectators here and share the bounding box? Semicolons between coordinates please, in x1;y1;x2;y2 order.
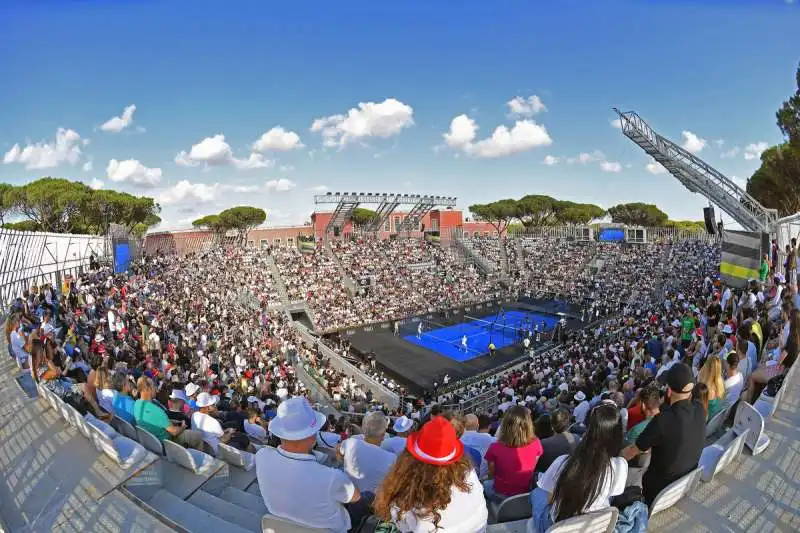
5;235;797;533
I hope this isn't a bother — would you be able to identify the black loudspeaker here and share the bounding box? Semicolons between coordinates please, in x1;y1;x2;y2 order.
333;226;340;237
703;207;716;235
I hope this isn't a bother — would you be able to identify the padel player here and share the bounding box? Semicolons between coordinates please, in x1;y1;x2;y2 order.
461;335;468;352
488;342;496;356
417;322;423;339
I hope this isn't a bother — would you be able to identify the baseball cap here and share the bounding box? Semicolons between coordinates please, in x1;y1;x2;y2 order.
666;363;695;394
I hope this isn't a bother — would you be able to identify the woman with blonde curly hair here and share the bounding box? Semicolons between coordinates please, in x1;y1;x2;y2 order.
697;356;726;421
374;416;488;532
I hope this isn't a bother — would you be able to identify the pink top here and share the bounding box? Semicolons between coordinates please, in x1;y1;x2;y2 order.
485;439;544;496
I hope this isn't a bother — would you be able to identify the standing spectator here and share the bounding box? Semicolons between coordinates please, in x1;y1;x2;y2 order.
256;397;362;532
374;416;488;532
623;363;705;506
484;406;543;501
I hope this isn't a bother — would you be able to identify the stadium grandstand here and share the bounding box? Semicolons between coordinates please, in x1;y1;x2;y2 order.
1;182;799;533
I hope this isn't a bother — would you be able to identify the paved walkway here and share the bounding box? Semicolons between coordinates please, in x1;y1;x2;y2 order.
0;330;797;532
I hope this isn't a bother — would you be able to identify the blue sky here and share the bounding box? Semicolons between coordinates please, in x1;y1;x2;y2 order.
1;0;798;229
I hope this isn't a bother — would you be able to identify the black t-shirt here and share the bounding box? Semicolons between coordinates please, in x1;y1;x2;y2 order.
707;304;722;328
537;432;579;473
636;398;706;503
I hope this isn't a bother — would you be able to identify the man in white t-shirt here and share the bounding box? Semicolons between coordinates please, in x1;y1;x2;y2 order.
257;398;361;532
460;414;496;479
190;392;230;454
338;411;396;494
724;351;745;408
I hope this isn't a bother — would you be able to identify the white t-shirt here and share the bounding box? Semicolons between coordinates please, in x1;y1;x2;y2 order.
537;454;627;521
339;436;396;493
191;411;225;453
724;374;744;408
392;468;488;533
10;330;28;365
97;389;117;414
381;436;407;455
256;446;355;533
461;430;496;479
573;401;591;425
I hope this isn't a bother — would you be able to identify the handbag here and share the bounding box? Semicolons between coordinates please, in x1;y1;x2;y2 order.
764;372;786;397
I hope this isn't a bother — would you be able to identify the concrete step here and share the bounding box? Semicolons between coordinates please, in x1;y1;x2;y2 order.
219;485;267;514
149;489;253;533
189;490;262;532
247;482;261;497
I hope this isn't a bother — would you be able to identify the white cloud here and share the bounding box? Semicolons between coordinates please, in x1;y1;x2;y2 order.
265;178;296;192
307;184;330;192
542;155;559;165
646;160;667;174
443;114;552;158
82;160;93;172
3;128;83;169
720;146;740;158
310;98;414;147
252;127;304;152
599;161;622;173
507;95;547;118
681;130;706;153
443;115;478;149
230;152;271;170
714;139;725;146
89;178;104;190
743;142;769;160
158;180;218;204
175;134;271;169
567;150;605;164
100;104;137;133
611;118;621;129
106;159;162;187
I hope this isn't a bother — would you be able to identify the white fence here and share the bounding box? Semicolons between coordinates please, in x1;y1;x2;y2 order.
0;230;106;315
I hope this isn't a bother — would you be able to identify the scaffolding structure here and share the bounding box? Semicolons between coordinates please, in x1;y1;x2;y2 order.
614;109;778;234
313;192;458;236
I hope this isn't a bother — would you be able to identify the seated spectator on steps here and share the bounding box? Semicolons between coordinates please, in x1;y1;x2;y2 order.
256;397;363;533
460;413;496;479
374;416;488;533
723;351;745;409
625;385;661;445
530;403;643;533
337;411;397;495
745;307;798;403
697;356;726;421
134;377;204;450
110;371;137;425
484;405;543;501
623;363;705;506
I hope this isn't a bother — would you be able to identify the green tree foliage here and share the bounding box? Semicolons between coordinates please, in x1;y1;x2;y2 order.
192;214;224;232
554;201;606;225
350;207;378;226
776;62;800;145
219;206;267;243
607;202;668;226
131;214;162;237
469;199;518;236
85;189;160;234
2;220;40;232
0;183;15;226
515;195;559;227
748;63;800;216
664;220;707;233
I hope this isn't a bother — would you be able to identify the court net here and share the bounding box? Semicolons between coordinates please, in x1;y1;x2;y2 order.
463;314;522;340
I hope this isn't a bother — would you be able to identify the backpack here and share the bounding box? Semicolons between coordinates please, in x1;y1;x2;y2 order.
764;372;786;398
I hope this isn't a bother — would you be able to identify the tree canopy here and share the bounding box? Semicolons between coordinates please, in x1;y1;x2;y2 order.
607;203;668;226
469;199;518;236
193;206;266;244
350;207;378;226
0;178;160;234
748;62;800;216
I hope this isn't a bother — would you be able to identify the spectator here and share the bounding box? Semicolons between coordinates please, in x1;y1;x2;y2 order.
723;351;745;409
256;397;362;532
745;307;798;403
697;356;726;421
537;408;579;473
460;413;496;479
623;363;705;506
382;416;414;455
625;386;661;444
338;411;397;495
374;416;488;532
484;405;543;501
110;372;137;425
133;377;204;450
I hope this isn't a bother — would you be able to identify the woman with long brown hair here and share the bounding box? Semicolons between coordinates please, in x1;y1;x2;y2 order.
374;416;488;532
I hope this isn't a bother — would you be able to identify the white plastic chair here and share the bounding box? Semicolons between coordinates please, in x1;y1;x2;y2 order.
136;426;165;455
218;442;255;471
84;413;119;440
544;507;619;533
489;492;532;524
733;401;770;456
648;467;703;517
110;415;138;440
698;428;749;482
705;405;729;438
163;439;219;475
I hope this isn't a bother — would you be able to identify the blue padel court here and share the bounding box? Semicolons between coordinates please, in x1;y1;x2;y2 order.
403;310;559;362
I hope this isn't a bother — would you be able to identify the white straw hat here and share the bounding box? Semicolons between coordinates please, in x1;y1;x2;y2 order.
267;397;326;441
195;392;218;408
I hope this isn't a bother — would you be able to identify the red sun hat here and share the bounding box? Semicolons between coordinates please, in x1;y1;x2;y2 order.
406;416;464;466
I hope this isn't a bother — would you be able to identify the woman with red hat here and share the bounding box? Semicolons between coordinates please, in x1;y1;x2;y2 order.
374;416;488;532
